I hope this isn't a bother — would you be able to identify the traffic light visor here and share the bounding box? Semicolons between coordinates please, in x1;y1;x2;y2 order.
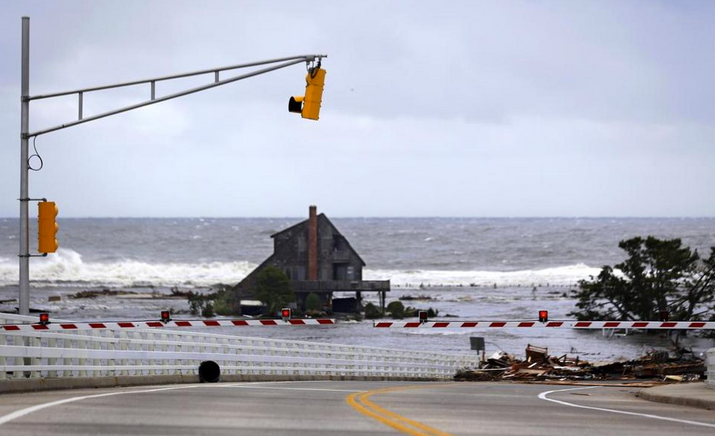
289;96;303;113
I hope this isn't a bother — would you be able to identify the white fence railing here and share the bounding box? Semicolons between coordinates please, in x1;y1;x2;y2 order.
708;348;715;390
0;314;478;382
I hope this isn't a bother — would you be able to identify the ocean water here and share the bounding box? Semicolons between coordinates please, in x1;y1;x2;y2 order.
0;217;714;360
1;217;714;288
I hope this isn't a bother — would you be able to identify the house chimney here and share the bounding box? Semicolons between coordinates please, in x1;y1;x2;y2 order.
308;205;318;280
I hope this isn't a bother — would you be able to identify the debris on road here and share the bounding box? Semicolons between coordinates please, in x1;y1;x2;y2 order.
455;344;706;383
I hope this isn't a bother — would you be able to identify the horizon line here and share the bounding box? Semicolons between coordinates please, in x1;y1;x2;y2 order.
1;215;715;220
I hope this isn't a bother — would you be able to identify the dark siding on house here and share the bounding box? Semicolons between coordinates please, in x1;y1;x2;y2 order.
232;209;387;312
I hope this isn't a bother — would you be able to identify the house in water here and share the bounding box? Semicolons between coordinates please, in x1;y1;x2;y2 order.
233;206;390;313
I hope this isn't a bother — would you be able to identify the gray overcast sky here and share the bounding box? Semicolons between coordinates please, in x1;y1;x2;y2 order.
1;0;713;218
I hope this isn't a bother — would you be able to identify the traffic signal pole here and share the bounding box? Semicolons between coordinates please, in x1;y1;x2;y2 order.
19;17;30;315
16;16;326;315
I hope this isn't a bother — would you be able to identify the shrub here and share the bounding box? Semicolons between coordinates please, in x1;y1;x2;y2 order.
305;293;322;312
364;302;382;319
201;302;214;318
255;266;295;316
387;301;405;319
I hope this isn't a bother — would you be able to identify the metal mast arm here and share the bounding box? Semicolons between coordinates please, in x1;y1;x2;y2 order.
27;54;327;138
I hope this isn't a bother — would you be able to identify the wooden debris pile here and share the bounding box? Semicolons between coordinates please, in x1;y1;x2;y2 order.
455;344;706;383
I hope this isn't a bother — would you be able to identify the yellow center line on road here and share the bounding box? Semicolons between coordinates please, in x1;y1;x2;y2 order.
346;384;458;436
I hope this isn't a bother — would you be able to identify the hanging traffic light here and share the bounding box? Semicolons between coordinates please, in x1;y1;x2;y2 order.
38;201;58;253
538;310;549;323
289;68;326;121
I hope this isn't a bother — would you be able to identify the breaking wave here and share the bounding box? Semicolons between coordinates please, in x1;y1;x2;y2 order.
364;263;601;287
0;248;256;288
0;249;600;288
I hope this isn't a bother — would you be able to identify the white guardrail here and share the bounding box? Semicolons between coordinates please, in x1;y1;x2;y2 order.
0;314;478;382
708;348;715;390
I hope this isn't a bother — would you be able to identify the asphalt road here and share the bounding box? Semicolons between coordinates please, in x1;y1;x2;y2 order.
1;381;714;436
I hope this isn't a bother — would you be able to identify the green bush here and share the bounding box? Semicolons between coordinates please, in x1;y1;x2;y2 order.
201;302;214;318
305;293;322;312
188;286;239;317
255;266;295;316
212;295;232;316
387;301;405;319
364;302;382;319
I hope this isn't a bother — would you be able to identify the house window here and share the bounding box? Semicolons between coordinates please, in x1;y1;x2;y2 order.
347;266;354;280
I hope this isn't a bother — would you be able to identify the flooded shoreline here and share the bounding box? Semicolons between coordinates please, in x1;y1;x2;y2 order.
2;283;712;362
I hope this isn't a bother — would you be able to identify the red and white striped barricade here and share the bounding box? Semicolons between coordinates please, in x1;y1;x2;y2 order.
1;318;336;332
373;320;715;329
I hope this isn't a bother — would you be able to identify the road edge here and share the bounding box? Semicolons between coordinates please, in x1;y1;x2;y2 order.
637;384;715;411
0;374;440;394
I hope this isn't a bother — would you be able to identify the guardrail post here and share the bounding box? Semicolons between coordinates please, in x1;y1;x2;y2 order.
47;337;57;378
147;331;156;376
106;331;116;376
77;333;86;377
708;348;715;390
159;333;168;375
92;330;101;377
0;334;6;380
62;334;72;377
118;331;128;376
30;336;41;378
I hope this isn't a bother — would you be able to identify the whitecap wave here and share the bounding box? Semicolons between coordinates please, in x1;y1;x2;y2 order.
0;249;601;288
363;263;601;287
0;248;257;287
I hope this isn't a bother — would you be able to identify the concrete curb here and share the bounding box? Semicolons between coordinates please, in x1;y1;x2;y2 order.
0;374;441;394
637;383;715;411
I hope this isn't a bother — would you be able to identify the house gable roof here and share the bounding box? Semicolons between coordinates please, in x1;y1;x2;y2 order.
269;214;322;239
270;214;366;266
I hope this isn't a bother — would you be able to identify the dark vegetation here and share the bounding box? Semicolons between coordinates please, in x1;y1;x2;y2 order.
187;284;237;317
363;300;438;320
569;236;714;336
305;292;323;314
255;266;295;316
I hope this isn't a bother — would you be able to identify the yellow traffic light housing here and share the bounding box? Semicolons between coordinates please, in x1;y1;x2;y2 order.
289;68;326;121
38;201;58;253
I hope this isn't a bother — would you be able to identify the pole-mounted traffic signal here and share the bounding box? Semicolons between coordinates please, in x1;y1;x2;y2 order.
289;68;326;121
38;201;58;253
